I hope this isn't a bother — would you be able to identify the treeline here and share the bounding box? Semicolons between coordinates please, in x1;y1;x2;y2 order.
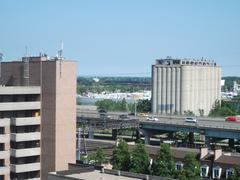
222;76;240;91
87;140;240;179
88;140;201;180
209;98;240;117
95;99;151;113
77;76;151;94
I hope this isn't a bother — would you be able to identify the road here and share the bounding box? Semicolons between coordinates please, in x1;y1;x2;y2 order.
77;109;240;131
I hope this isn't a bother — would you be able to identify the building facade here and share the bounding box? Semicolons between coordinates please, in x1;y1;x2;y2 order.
0;55;76;180
151;58;221;115
0;86;41;180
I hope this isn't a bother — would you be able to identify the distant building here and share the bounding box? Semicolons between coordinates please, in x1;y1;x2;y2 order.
233;81;240;94
151;57;221;115
0;55;76;180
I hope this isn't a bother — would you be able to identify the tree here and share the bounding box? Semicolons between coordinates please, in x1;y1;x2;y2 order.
184;110;195;116
129;143;150;174
152;143;175;177
178;153;200;180
227;165;240;180
95;99;129;112
88;147;107;165
112;139;131;171
137;99;151;113
209;100;236;117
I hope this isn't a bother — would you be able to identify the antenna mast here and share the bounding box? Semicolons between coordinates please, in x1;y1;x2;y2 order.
58;40;63;60
58;40;63;78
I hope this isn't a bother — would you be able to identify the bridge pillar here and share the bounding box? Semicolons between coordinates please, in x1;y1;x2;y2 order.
144;133;151;145
205;136;211;148
135;129;140;140
168;132;175;139
112;129;118;140
188;132;194;148
229;139;235;149
88;130;94;139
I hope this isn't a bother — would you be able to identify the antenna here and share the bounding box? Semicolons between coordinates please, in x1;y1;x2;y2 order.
58;40;64;78
58;40;63;60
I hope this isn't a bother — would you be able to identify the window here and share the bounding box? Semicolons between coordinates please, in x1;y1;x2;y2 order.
175;162;183;171
200;165;209;177
212;166;222;179
226;168;234;178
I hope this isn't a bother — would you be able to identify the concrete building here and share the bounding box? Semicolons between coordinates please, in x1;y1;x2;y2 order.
48;164;170;180
0;55;76;180
152;57;221;115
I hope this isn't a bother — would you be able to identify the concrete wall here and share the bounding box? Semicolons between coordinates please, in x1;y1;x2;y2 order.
54;61;76;171
41;60;76;180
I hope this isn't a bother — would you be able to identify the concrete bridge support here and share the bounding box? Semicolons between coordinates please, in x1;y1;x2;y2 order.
144;133;151;145
112;129;118;140
169;132;175;139
229;139;235;149
135;129;140;140
188;132;194;147
205;136;211;147
88;130;94;139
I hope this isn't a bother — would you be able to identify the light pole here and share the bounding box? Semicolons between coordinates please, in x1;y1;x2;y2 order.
133;94;138;118
134;100;137;118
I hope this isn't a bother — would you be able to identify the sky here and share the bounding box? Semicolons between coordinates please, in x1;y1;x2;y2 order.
1;0;240;77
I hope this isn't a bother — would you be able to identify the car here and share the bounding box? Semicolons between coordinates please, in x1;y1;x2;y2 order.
225;116;238;122
98;109;107;114
128;112;135;116
185;117;197;123
100;113;111;119
138;113;149;117
147;116;158;121
118;114;130;120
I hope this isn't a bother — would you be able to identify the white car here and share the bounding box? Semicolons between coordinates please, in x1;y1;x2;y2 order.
185;117;197;123
147;116;159;121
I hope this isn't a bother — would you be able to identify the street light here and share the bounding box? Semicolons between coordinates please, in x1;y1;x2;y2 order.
133;94;139;118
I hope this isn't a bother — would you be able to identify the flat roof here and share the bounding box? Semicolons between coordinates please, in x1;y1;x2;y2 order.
64;170;141;180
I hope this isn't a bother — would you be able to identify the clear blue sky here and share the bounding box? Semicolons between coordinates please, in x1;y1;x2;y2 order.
1;0;240;77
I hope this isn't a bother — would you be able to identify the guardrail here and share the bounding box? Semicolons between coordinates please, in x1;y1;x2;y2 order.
77;111;240;131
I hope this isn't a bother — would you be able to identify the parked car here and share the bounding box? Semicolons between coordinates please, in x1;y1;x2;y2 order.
225;116;238;122
185;117;197;123
147;116;158;121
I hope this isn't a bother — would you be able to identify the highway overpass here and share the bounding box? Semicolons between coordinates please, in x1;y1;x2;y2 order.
77;109;240;147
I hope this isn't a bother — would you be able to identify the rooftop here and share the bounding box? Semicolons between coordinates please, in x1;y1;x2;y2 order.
62;170;141;180
155;57;217;67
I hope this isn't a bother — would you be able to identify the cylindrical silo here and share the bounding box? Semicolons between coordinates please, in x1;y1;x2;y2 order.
171;67;176;114
176;67;181;114
161;68;166;114
151;65;157;114
157;67;162;114
166;67;171;114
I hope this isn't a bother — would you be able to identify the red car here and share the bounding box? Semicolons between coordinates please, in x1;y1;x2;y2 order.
225;116;238;122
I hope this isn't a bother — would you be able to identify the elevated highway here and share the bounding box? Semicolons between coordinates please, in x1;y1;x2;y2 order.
77;109;240;146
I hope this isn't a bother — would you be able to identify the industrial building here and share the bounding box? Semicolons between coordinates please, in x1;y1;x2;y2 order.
0;54;76;180
151;57;221;115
